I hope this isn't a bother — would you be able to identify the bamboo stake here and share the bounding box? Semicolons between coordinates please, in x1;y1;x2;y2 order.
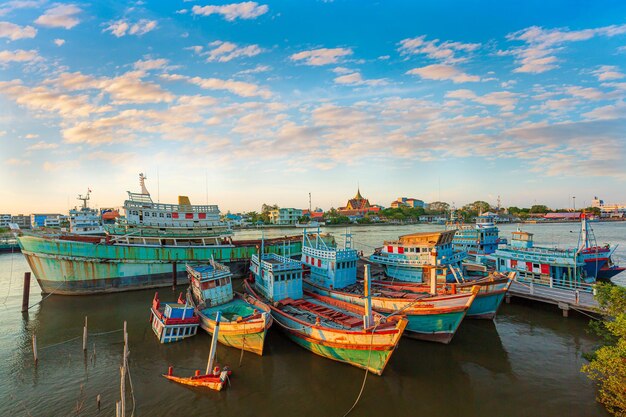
120;365;126;417
206;311;222;375
21;272;31;312
115;401;121;417
32;334;38;364
82;316;88;351
96;394;101;410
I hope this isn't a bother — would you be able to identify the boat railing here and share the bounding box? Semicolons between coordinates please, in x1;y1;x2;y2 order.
302;245;358;261
258;253;301;272
124;200;221;213
513;275;596;294
186;262;231;281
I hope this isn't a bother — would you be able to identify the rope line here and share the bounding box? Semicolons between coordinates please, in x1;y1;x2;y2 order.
37;328;124;351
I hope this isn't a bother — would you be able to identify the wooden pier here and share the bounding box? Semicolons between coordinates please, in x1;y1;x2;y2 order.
507;279;600;317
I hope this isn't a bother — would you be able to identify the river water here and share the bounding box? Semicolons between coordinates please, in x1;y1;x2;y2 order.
1;222;624;416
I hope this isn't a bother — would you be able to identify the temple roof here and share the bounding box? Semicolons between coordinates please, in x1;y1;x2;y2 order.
354;188;363;200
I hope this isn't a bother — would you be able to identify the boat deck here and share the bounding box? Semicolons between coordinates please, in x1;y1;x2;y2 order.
201;298;257;322
341;282;429;300
279;296;364;330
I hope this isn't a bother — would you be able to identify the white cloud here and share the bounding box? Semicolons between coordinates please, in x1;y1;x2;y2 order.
27;140;59;150
446;89;518;111
103;19;157;37
204;41;263;62
398;35;479;64
54;38;65;46
0;21;37;40
35;4;81;29
191;2;268;21
6;157;30;166
0;49;41;64
237;64;271;75
505;24;626;73
290;47;352;66
186;75;272;99
406;64;480;83
592;65;624;81
0;1;44;17
24;133;39;139
133;58;169;71
333;71;387;87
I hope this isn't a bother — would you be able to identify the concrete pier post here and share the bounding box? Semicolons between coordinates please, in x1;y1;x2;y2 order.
21;272;31;312
83;316;88;351
172;262;177;288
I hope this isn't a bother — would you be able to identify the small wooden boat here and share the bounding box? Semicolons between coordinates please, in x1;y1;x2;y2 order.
245;249;407;376
150;292;199;343
163;311;232;391
187;261;273;355
163;367;232;391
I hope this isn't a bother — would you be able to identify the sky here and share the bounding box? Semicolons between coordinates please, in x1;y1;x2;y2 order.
1;0;626;214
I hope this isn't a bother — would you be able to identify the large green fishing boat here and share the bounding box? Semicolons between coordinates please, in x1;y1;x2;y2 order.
17;174;301;295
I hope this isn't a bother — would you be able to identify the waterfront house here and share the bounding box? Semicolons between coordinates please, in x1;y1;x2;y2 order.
269;208;303;225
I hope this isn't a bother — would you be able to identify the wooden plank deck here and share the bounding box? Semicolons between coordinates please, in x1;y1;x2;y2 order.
508;280;600;317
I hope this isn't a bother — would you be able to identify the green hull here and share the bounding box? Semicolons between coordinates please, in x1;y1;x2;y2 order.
18;234;301;295
284;330;394;375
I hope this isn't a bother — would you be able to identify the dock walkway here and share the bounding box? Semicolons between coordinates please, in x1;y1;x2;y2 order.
508;279;600;317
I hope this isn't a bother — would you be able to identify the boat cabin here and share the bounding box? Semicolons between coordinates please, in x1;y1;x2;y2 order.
380;230;459;265
301;230;359;290
511;230;534;249
187;261;234;307
250;253;303;302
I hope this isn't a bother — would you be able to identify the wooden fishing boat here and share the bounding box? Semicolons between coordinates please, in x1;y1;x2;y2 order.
163;367;231;391
245;249;407;376
300;230;477;343
162;311;232;391
187;261;272;355
150;292;199;343
373;272;515;320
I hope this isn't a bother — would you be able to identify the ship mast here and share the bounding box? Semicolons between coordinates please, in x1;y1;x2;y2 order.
139;173;150;195
77;189;90;209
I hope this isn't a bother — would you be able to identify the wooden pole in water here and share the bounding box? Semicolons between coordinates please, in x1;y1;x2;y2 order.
32;334;38;364
172;262;177;288
115;401;121;417
21;272;31;312
83;316;88;351
96;394;101;410
120;365;126;417
206;311;222;375
363;264;373;328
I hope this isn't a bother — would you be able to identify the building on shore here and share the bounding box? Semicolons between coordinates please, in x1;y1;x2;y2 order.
0;214;11;228
543;212;582;221
269;208;303;225
30;213;64;228
390;197;426;209
10;214;31;229
592;196;626;218
338;188;381;218
302;209;325;220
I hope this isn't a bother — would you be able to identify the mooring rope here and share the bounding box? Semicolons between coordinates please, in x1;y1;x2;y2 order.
38;328;124;351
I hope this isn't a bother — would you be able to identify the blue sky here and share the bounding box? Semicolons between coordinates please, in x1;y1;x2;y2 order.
1;0;625;214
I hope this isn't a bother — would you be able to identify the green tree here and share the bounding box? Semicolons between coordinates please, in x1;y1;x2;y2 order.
582;283;626;416
426;201;449;214
529;204;551;214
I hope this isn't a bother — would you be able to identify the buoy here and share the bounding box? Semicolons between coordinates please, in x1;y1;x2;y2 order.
195;370;201;376
168;366;173;376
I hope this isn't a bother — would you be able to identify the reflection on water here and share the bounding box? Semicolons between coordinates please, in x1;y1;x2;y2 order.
1;223;622;416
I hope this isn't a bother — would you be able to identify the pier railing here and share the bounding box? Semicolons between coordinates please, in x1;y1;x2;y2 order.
509;275;600;314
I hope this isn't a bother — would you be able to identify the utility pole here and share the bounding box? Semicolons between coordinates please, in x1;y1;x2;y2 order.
573;196;576;211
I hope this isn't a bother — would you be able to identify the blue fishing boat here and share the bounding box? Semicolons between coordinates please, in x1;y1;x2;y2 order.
187;261;273;355
577;213;624;279
244;247;407;375
448;214;506;265
493;229;588;285
301;230;478;342
369;230;466;283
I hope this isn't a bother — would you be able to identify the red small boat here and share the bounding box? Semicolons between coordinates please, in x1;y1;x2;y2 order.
163;366;232;391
